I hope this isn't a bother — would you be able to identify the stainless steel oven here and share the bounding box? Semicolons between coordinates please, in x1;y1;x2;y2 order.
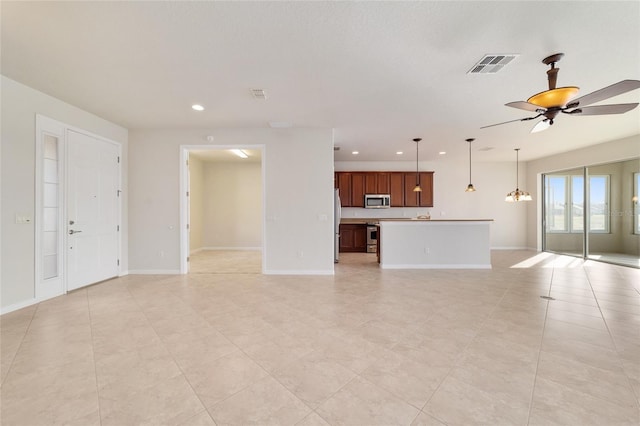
366;224;377;253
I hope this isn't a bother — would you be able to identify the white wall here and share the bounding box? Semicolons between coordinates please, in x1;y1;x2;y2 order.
525;135;640;250
128;128;334;274
335;159;528;249
202;161;262;249
1;76;129;311
188;155;204;253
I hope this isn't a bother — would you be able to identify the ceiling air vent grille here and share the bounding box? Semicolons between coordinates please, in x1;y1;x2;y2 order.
468;54;518;74
251;89;267;99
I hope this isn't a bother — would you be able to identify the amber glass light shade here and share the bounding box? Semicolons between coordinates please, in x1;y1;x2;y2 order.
527;86;579;108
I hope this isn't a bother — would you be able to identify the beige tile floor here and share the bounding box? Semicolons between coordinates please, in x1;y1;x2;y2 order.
1;250;639;425
189;250;262;274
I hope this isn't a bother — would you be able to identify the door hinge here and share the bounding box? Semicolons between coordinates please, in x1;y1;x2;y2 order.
117;156;120;164
117;190;121;197
186;159;189;166
117;259;120;266
186;191;189;197
117;225;120;232
186;223;190;230
187;256;190;262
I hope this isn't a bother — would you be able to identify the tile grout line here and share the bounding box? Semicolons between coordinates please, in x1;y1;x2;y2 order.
85;287;104;426
582;265;640;409
124;281;219;425
0;303;38;387
524;255;556;426
414;266;525;423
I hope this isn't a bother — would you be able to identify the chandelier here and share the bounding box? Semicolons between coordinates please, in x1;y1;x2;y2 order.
505;148;531;202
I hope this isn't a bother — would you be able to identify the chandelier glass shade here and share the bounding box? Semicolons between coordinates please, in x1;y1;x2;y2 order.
505;148;531;202
527;86;579;108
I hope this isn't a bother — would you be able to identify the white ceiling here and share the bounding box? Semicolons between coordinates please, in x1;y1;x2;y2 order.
2;1;639;162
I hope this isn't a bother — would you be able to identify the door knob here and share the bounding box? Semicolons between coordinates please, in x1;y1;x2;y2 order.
68;230;82;235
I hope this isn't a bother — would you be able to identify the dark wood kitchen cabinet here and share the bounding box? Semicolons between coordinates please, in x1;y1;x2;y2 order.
335;171;433;208
337;172;352;206
403;172;434;207
351;173;366;208
339;224;367;252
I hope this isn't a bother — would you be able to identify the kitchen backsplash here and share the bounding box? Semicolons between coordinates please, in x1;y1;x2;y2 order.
341;207;432;219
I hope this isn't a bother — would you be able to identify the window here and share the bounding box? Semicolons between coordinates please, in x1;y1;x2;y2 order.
635;172;640;234
546;176;568;232
544;174;610;233
589;175;609;233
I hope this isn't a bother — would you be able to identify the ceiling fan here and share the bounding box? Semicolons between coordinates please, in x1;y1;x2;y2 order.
481;53;640;133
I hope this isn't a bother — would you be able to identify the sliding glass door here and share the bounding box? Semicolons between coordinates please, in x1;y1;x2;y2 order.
543;158;640;268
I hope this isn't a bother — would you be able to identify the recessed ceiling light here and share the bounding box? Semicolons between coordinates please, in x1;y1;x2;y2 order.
439;151;447;155
352;151;359;155
230;149;248;159
396;151;403;155
192;104;204;111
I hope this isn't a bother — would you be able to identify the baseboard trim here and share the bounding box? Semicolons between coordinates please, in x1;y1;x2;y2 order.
200;247;263;251
380;264;492;270
1;292;63;315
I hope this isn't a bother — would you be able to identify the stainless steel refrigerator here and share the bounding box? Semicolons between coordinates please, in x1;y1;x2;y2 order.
334;188;341;263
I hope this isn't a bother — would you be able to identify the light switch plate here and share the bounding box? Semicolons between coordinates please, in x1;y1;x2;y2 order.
15;214;33;224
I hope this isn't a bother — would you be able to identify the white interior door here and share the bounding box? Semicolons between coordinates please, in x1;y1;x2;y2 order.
67;130;120;291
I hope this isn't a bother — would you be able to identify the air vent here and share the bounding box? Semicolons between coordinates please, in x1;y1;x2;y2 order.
251;89;267;99
468;54;518;74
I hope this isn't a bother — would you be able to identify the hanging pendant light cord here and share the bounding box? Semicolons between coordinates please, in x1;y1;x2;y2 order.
416;140;419;185
516;148;520;189
469;142;472;184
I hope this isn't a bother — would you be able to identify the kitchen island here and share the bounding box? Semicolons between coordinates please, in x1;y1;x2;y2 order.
378;219;493;269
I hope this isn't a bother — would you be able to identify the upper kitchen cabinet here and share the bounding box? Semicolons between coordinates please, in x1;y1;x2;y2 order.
337;172;353;206
403;172;434;207
335;171;432;207
351;173;366;208
389;173;404;207
418;172;434;207
376;173;391;194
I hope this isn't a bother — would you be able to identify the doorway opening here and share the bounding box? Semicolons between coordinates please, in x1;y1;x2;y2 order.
179;145;265;274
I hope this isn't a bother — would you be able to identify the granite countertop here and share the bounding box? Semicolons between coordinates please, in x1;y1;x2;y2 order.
341;218;494;224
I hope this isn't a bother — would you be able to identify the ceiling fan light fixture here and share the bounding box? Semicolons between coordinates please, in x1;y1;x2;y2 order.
527;86;579;108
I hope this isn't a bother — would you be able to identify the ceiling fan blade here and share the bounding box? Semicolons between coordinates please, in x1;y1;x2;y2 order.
568;80;640;108
566;103;639;116
531;120;550;133
505;101;545;112
480;115;539;129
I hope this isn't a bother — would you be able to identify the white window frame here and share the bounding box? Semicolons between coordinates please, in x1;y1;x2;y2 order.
545;173;610;234
634;172;640;235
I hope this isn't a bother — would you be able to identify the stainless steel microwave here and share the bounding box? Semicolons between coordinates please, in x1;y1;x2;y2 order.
364;194;391;208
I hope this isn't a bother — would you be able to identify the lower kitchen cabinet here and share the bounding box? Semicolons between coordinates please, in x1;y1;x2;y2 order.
339;224;368;252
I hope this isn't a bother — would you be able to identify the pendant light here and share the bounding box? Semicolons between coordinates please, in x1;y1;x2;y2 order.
465;138;476;192
413;138;422;192
505;148;532;202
